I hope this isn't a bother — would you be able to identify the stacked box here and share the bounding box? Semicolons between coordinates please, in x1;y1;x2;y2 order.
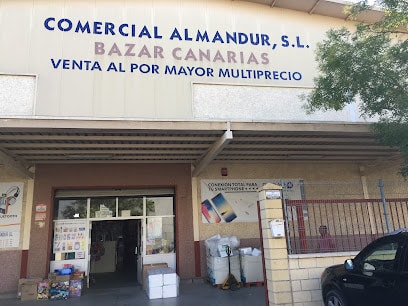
146;268;164;299
37;280;50;300
146;267;179;299
142;263;168;290
69;279;83;297
146;286;162;300
207;255;241;285
163;269;177;285
162;268;179;298
48;274;71;283
50;281;69;300
18;278;43;301
240;254;263;283
162;281;179;298
21;283;37;301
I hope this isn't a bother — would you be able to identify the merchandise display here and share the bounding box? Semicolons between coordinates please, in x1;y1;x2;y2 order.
16;264;87;301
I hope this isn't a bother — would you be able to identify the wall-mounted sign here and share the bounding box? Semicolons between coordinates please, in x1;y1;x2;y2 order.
266;190;282;200
35;203;47;221
200;179;303;223
0;182;24;248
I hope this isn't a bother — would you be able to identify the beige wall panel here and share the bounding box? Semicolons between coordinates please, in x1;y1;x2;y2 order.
198;162;362;181
193;85;373;122
1;0;355;120
28;2;65;115
196;161;403;241
0;1;32;72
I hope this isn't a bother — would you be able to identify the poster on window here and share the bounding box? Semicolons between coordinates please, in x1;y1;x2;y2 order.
53;220;87;257
0;182;24;249
147;217;162;239
200;179;303;223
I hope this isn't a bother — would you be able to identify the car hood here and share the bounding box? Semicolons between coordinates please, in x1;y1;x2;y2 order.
327;264;344;273
322;263;346;280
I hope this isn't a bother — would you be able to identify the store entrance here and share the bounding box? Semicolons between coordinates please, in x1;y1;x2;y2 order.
90;219;141;289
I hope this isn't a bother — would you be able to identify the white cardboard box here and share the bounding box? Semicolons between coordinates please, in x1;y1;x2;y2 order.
146;269;164;288
207;267;241;285
146;286;162;299
163;276;179;299
206;255;240;270
207;255;241;285
240;254;263;283
162;284;178;298
163;270;178;285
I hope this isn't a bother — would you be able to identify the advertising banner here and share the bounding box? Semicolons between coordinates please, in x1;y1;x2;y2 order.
53;219;87;258
201;179;303;223
0;182;24;248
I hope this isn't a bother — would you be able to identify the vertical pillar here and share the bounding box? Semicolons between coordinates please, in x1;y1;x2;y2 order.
359;166;376;236
258;183;293;306
21;178;34;278
192;176;201;277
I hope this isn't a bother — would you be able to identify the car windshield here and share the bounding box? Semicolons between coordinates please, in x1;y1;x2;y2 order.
360;241;398;272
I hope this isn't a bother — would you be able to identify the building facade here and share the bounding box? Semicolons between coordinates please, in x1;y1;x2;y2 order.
0;0;403;295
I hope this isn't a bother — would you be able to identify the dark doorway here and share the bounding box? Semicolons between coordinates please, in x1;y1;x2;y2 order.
90;219;141;289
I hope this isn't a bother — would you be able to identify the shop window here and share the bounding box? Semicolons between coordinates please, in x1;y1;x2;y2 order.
90;197;116;218
146;216;175;254
146;196;174;216
54;199;87;219
118;197;143;217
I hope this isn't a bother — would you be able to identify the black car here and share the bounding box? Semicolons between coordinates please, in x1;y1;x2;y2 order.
321;229;408;306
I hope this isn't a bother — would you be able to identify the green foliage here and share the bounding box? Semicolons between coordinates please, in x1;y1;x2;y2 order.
303;0;408;176
61;199;87;219
373;121;408;176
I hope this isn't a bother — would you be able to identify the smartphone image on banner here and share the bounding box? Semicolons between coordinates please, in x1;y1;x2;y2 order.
201;199;221;223
211;193;237;223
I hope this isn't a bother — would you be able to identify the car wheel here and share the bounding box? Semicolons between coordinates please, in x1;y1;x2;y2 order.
325;289;347;306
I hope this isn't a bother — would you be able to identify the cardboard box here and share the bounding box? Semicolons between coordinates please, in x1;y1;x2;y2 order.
18;278;42;299
37;280;50;300
69;279;83;297
56;275;71;282
21;283;38;301
146;286;162;299
239;247;253;255
146;268;164;288
240;254;263;283
207;267;241;286
163;275;179;298
142;263;167;290
71;271;86;280
207;255;241;285
206;255;240;271
48;273;71;282
162;284;178;298
50;281;69;300
162;268;177;285
48;273;58;281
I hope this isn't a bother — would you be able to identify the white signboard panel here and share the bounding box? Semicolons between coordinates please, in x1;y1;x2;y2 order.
0;182;24;248
200;179;302;223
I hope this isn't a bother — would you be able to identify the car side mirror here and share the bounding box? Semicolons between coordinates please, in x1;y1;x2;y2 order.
344;259;354;271
363;262;375;271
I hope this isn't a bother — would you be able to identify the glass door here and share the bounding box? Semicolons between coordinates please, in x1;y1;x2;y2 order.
142;196;176;271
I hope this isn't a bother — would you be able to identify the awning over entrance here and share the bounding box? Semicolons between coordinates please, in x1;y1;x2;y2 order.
0;119;400;178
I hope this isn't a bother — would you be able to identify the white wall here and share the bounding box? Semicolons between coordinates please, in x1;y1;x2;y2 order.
0;0;354;121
